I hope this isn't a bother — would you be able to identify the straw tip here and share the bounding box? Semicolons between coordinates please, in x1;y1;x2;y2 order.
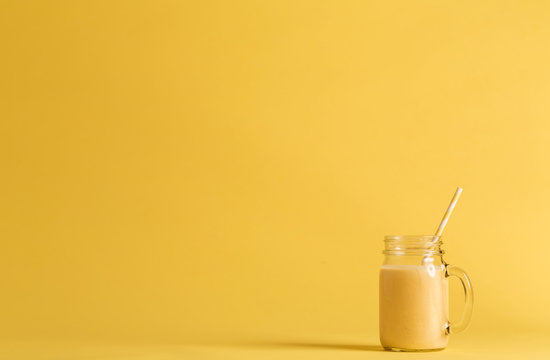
456;187;463;193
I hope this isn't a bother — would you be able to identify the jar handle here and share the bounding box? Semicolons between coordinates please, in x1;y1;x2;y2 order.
445;265;474;334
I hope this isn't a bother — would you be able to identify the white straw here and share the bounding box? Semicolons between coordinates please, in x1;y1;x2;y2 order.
422;187;463;265
434;187;463;238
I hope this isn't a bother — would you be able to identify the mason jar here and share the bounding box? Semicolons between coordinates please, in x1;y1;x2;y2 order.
379;235;473;351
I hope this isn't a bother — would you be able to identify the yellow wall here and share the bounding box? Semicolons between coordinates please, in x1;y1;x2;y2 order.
1;0;550;343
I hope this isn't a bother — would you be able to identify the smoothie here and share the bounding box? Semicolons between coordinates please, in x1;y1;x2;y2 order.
379;264;449;350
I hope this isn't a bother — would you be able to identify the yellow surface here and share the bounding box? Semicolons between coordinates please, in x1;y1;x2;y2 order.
1;0;550;358
2;334;550;360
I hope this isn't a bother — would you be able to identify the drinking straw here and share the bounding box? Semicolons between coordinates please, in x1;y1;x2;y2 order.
422;187;463;265
434;187;463;238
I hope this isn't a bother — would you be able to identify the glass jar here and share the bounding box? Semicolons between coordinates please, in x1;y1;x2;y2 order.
379;235;473;351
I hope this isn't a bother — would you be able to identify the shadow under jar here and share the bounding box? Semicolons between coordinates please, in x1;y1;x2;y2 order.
379;235;473;351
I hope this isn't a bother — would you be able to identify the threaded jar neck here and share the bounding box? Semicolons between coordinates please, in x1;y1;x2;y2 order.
383;235;444;256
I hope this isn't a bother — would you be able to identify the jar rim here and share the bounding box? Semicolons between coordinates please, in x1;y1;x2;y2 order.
385;235;442;241
383;235;444;256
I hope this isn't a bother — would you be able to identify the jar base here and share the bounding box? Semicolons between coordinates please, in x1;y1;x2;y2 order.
384;347;446;352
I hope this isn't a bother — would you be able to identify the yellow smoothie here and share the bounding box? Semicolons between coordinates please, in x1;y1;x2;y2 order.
379;264;449;350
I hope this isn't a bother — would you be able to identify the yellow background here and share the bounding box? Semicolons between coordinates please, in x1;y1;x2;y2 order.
1;1;550;359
